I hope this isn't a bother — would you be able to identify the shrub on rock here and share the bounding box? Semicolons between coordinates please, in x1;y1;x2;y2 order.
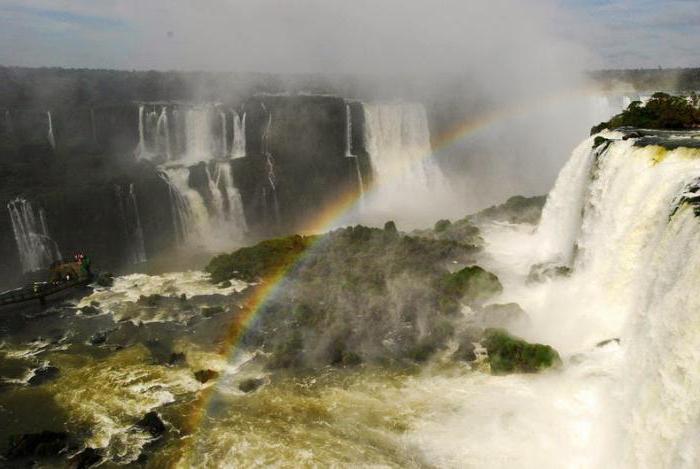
483;328;560;374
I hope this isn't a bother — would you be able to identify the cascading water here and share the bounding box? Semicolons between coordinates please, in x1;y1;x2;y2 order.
135;104;248;249
358;102;451;227
344;103;365;204
46;111;56;150
474;133;700;468
219;111;228;157
261;107;280;225
231;111;246;158
114;184;147;264
7;198;61;272
156;107;172;160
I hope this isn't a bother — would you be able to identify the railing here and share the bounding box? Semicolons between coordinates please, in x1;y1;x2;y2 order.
0;278;89;307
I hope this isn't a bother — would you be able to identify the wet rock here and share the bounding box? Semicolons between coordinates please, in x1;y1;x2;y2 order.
475;303;531;329
218;280;232;289
28;365;60;386
238;378;265;393
136;411;166;437
69;447;101;469
527;262;572;283
79;305;101;316
138;294;164;307
89;331;107;346
5;431;69;459
452;340;477;362
95;273;114;288
167;352;186;366
202;306;224;317
484;328;561;374
194;369;219;384
596;338;621;347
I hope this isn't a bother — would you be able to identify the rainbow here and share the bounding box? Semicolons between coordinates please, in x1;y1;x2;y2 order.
177;84;610;459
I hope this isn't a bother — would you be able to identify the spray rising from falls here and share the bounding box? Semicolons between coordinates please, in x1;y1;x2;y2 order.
7;198;61;272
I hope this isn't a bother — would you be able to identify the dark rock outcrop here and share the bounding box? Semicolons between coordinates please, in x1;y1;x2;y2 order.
135;411;166;437
5;430;69;459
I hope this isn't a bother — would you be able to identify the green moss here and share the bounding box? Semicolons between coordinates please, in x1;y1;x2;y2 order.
434;219;451;233
205;234;318;283
484;328;561;374
440;266;502;304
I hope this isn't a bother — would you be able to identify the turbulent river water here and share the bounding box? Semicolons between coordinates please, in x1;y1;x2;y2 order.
2;130;700;467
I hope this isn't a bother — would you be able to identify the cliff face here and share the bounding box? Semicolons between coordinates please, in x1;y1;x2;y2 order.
0;94;371;288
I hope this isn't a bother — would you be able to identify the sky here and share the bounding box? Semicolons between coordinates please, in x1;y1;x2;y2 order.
0;0;697;73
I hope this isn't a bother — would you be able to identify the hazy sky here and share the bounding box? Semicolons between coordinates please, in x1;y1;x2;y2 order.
0;0;697;72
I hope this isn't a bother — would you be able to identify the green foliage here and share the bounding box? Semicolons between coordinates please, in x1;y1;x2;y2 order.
439;266;502;304
484;328;561;374
205;235;318;283
591;92;700;133
212;225;479;370
471;195;547;225
434;219;452;233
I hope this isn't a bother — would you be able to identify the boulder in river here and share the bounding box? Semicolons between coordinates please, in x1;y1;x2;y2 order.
28;365;60;386
194;369;219;384
238;378;265;393
69;447;102;468
136;411;166;437
5;430;69;459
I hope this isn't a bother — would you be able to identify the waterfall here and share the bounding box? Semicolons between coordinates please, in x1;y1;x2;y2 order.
136;104;248;248
46;111;56;150
184;108;214;163
7;198;61;272
261;109;280;224
359;102;450;226
214;162;248;232
137;105;146;159
344;103;365;203
232;111;247;158
533;134;700;467
345;103;353;157
220;111;228;157
114;184;147;264
159;169;208;246
534;132;619;265
156;107;172;160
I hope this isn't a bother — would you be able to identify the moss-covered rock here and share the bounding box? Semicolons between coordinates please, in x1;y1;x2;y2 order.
211;225;479;370
205;234;317;283
483;328;560;374
440;266;502;305
470;195;547;225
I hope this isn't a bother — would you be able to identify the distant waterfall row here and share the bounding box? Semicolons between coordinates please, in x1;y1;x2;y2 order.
536;133;700;467
137;105;246;163
136;105;249;249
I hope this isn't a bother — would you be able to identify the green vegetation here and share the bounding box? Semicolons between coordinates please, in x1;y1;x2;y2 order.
470;195;547;225
591;92;700;134
483;328;561;374
440;266;502;304
211;224;486;369
205;235;317;283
